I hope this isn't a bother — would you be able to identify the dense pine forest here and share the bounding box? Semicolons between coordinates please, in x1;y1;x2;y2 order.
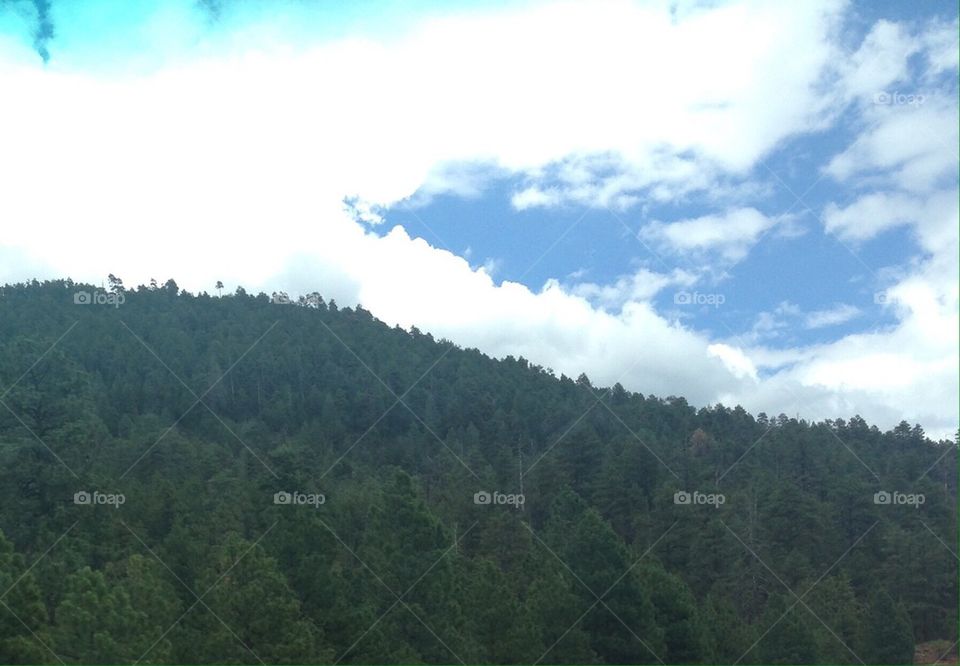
0;278;955;665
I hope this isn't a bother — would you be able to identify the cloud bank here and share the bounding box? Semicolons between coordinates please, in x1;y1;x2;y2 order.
0;0;956;438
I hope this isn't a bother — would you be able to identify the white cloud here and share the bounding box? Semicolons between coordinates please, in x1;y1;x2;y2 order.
822;188;959;253
570;268;697;310
921;17;960;78
836;20;919;103
511;186;563;210
708;343;759;381
775;30;959;437
640;207;778;263
824;98;959;193
814;19;959;437
744;301;860;341
0;0;956;439
811;17;958;439
803;304;861;329
270;225;746;404
823;192;921;241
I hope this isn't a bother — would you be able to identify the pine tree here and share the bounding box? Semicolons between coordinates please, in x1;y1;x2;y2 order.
53;566;164;663
544;498;666;663
863;590;914;665
524;566;596;664
804;573;863;664
702;589;758;664
104;554;182;664
180;533;329;663
458;558;540;663
636;558;709;663
0;530;51;663
756;593;817;664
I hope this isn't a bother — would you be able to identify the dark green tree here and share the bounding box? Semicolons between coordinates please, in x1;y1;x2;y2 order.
0;530;51;663
180;533;329;664
862;590;914;665
756;593;817;664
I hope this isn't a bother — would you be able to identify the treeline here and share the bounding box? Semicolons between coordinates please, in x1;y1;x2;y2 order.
0;278;955;664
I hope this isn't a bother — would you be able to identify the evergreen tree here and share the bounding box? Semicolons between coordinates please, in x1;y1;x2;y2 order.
53;566;166;663
636;559;709;663
0;530;51;663
180;533;328;663
524;566;597;664
702;589;757;664
458;558;540;663
862;590;914;665
756;593;817;665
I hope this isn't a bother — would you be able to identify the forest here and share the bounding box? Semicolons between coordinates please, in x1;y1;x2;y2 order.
0;278;955;664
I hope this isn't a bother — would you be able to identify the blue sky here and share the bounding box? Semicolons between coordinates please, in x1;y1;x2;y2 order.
0;0;957;437
377;167;910;348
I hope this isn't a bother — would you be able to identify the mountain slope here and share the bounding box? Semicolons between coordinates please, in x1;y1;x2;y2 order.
0;278;955;664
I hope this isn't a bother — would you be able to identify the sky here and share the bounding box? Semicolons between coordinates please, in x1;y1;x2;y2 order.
0;0;957;439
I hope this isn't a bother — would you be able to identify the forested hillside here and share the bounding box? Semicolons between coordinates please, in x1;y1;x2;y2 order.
0;278;955;664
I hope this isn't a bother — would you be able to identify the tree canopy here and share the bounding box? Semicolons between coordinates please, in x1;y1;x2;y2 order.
0;278;954;664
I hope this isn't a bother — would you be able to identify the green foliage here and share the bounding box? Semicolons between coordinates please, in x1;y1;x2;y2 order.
0;279;954;663
863;590;915;665
53;566;166;663
636;559;710;663
756;593;817;665
702;590;757;664
179;533;327;663
0;530;52;664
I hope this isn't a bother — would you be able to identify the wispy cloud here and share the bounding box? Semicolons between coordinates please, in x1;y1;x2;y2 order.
640;207;779;263
804;304;861;329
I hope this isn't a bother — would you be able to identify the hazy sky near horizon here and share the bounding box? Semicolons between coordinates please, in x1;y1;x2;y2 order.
0;0;957;438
